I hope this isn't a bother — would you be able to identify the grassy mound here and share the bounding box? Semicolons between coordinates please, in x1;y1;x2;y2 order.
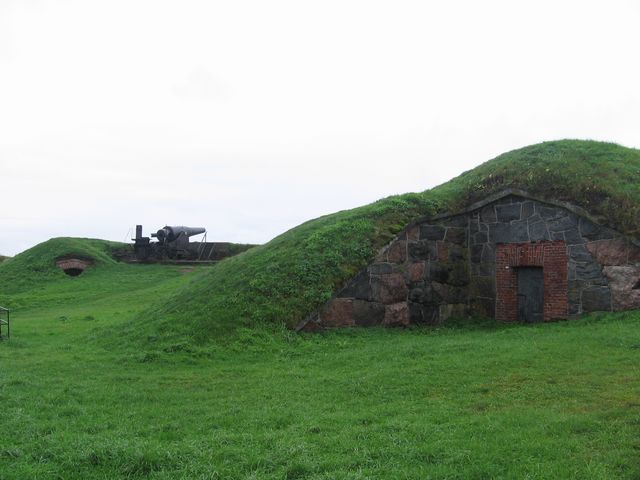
0;237;124;296
124;140;640;344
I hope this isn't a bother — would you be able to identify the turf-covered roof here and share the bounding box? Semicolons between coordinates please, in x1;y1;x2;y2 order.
0;237;123;296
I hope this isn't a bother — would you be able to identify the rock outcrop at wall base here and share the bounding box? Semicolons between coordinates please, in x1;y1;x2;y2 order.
301;190;640;330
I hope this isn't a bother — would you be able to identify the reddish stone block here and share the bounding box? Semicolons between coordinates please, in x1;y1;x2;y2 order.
408;262;426;283
372;273;409;304
437;241;449;262
387;240;407;264
586;238;629;266
383;302;410;327
406;225;420;242
319;298;354;327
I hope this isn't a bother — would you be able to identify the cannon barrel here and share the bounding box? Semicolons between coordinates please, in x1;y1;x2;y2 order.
153;226;206;243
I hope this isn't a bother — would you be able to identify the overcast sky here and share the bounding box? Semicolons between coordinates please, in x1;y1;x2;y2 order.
1;0;639;256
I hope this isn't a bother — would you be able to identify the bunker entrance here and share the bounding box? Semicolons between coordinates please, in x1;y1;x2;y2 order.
55;258;92;277
63;268;84;277
517;267;544;323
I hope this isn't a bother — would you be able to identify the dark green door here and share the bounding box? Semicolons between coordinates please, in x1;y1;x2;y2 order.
517;267;544;323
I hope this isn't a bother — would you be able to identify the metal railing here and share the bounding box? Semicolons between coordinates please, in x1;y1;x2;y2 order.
0;306;9;340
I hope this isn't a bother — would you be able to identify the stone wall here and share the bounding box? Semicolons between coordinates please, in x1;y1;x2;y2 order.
304;192;640;330
467;194;628;317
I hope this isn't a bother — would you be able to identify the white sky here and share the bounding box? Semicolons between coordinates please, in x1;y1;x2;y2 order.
1;0;639;256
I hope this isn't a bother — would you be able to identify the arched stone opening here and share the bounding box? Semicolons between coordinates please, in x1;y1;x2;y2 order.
55;258;93;277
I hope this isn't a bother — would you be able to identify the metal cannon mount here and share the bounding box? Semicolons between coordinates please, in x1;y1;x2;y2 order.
133;225;207;261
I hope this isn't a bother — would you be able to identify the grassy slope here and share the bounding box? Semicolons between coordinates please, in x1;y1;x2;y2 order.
0;237;124;300
2;287;640;478
0;244;638;478
128;140;640;345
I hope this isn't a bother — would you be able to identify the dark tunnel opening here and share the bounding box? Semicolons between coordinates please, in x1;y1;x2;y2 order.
63;268;84;277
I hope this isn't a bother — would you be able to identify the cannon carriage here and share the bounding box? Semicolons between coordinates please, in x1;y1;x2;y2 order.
130;224;254;264
133;225;207;261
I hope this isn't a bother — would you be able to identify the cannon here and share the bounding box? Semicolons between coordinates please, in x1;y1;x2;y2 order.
133;225;206;260
127;224;255;264
152;226;206;246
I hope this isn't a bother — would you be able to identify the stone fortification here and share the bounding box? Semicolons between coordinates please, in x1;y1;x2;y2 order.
301;191;640;330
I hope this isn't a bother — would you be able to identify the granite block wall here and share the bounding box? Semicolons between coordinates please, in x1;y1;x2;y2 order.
305;193;640;329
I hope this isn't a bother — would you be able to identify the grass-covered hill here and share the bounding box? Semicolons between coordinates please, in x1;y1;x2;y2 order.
118;140;640;345
0;237;124;297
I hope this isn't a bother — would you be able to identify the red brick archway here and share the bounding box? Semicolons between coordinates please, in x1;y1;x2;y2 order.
495;241;568;322
55;258;92;276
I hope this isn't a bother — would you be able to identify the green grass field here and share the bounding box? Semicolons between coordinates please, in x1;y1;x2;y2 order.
1;247;640;479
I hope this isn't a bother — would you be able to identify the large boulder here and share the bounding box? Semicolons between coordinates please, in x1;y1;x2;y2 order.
383;302;410;327
586;238;630;266
371;273;408;304
319;298;354;327
603;266;640;311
